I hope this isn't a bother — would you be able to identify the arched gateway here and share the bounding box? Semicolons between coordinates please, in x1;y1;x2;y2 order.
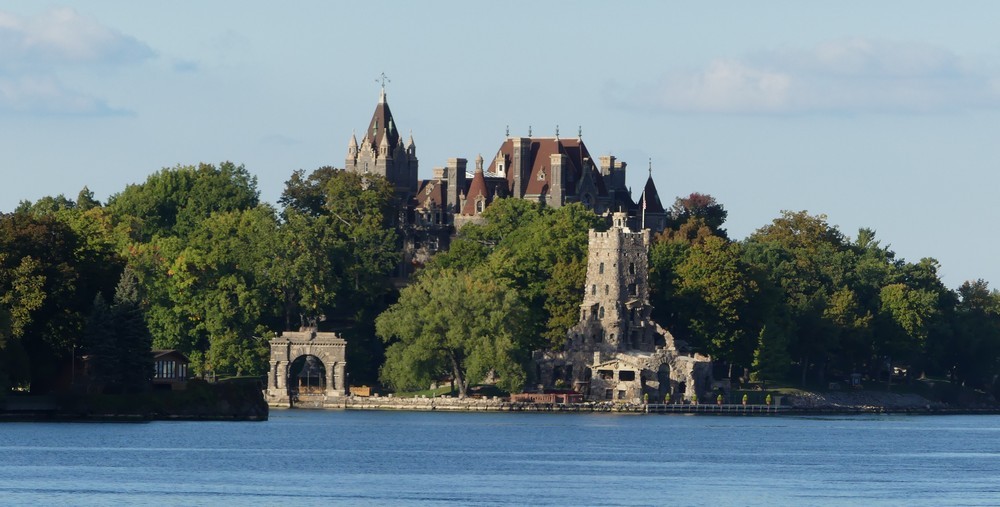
265;328;347;408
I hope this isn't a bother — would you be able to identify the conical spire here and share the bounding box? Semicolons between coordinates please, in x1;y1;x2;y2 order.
641;163;665;214
461;162;490;216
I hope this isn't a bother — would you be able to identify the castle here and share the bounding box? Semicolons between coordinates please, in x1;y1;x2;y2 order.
344;87;669;272
341;88;710;402
536;212;713;403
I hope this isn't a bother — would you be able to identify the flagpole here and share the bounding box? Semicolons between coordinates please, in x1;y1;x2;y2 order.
642;188;646;230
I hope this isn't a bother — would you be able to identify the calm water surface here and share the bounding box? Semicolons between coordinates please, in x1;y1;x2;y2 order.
1;410;998;506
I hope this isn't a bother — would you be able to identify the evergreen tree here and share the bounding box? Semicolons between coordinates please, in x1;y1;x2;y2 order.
82;293;118;388
112;265;153;391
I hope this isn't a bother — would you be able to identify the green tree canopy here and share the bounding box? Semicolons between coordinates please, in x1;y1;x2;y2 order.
376;269;531;397
108;162;259;241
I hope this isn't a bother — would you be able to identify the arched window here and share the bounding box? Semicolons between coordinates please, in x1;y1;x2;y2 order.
591;284;596;295
599;306;605;319
599;262;604;274
476;199;485;213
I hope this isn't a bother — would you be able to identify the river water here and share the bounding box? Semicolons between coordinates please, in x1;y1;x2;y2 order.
1;410;998;506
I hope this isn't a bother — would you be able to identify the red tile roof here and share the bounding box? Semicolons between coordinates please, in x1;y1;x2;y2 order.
487;137;606;198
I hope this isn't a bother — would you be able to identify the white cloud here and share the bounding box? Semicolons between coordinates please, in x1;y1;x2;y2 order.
626;38;1000;115
0;7;153;115
0;7;154;67
0;74;125;115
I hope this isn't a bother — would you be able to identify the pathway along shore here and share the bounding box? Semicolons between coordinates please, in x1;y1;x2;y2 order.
283;393;1000;415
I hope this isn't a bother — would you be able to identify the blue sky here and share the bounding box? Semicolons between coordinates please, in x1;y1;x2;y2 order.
2;1;998;289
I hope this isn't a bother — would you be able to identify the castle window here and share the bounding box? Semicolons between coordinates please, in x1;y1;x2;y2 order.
599;306;605;319
591;284;596;296
619;370;635;382
599;262;604;274
629;262;635;275
476;199;484;213
605;285;609;295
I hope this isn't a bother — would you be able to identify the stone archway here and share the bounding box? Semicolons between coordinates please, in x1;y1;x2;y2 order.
265;328;347;408
289;354;326;395
657;364;672;402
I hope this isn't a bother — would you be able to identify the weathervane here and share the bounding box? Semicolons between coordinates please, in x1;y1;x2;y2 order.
375;72;391;90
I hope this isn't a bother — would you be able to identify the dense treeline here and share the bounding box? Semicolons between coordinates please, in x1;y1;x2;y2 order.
1;164;398;393
2;164;999;399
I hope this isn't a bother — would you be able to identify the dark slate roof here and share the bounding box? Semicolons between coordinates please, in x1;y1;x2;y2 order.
363;93;400;152
640;175;665;213
415;179;446;208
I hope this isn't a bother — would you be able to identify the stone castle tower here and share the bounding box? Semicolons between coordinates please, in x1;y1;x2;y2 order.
537;212;713;403
570;212;658;353
344;87;418;200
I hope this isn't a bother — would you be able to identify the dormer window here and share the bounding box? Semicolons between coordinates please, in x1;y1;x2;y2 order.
476;198;485;213
538;168;546;181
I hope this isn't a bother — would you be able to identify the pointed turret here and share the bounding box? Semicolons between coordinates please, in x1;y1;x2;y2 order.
641;175;665;214
379;128;390;156
461;163;490;216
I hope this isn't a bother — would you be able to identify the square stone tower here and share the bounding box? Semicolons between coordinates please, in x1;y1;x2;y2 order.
535;212;713;403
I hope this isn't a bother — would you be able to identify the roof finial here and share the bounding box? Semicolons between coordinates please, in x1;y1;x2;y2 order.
648;158;652;177
528;125;532;137
506;125;510;138
375;73;390;103
555;125;559;139
578;125;582;139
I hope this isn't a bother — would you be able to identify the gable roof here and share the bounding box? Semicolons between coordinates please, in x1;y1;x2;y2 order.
415;179;446;208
